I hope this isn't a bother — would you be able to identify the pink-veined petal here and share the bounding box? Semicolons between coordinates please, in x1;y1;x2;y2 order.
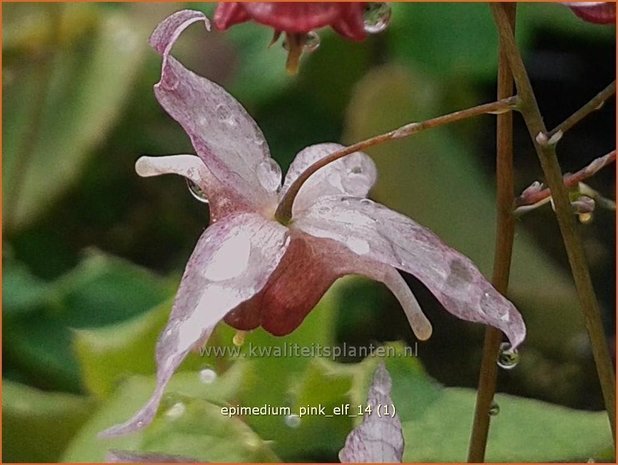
150;10;280;212
293;197;526;348
224;232;431;340
213;3;251;30
100;214;289;437
281;143;377;216
339;363;404;463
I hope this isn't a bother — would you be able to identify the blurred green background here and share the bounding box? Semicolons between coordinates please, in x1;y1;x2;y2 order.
3;2;615;462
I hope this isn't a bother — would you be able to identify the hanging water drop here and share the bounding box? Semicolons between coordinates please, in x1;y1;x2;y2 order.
284;414;301;428
256;159;282;193
199;368;217;384
497;342;520;370
488;402;500;416
303;31;321;53
363;3;392;34
165;402;186;420
233;330;247;347
186;179;209;204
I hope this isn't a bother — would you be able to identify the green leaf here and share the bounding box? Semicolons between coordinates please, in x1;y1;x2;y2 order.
4;251;172;392
2;255;50;317
3;4;148;232
390;375;614;461
73;299;172;398
2;381;96;463
61;366;276;462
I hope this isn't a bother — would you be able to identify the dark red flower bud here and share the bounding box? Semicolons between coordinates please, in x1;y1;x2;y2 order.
564;2;616;24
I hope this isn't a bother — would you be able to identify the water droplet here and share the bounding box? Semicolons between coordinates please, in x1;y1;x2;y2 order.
233;330;247;347
256;159;282;193
363;3;392;34
350;166;363;175
488;402;500;416
186;179;209;203
215;104;236;126
136;420;144;428
360;198;373;206
199;368;217;384
165;402;186;420
284;414;301;428
497;342;520;370
303;31;320;53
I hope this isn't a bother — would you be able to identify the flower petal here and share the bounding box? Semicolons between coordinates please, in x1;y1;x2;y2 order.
563;2;616;24
242;3;345;33
226;232;431;340
281;143;377;215
339;363;404;463
100;214;289;437
135;154;213;191
213;3;251;30
150;10;280;212
293;197;526;348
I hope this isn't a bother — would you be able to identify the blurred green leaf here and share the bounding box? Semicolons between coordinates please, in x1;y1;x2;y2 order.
389;3;529;81
61;366;274;462
2;255;50;316
2;381;96;463
4;251;173;392
385;353;614;461
3;4;148;232
74;299;172;399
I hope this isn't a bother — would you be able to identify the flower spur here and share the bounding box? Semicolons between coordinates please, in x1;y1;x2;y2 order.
101;10;525;437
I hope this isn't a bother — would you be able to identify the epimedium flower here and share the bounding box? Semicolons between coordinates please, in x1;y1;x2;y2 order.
101;10;525;437
563;2;616;24
213;2;391;73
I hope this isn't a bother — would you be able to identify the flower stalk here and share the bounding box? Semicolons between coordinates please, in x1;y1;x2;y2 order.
468;4;517;462
491;2;616;440
275;96;519;224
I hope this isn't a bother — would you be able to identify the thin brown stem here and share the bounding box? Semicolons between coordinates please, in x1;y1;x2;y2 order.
275;97;519;223
549;81;616;140
468;4;517;462
515;149;616;208
492;3;616;441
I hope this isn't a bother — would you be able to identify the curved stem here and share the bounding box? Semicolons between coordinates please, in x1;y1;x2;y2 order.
274;97;519;223
468;4;517;462
515;149;616;208
492;3;616;441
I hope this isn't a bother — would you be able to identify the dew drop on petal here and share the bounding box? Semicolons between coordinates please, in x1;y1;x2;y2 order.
303;31;320;53
360;198;373;206
256;159;282;193
215;104;236;126
363;3;392;34
497;342;520;370
488;401;500;416
284;414;301;428
199;368;217;384
165;402;186;420
186;179;209;204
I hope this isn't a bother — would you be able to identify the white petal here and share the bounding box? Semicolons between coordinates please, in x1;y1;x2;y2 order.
99;213;289;437
281;143;377;215
150;10;279;211
293;197;526;348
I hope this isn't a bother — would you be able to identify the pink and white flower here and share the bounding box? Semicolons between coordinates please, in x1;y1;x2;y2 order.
101;10;525;437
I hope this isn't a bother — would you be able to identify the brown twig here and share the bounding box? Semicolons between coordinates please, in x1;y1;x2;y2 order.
515;149;616;208
492;3;616;441
468;4;517;462
275;97;519;223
